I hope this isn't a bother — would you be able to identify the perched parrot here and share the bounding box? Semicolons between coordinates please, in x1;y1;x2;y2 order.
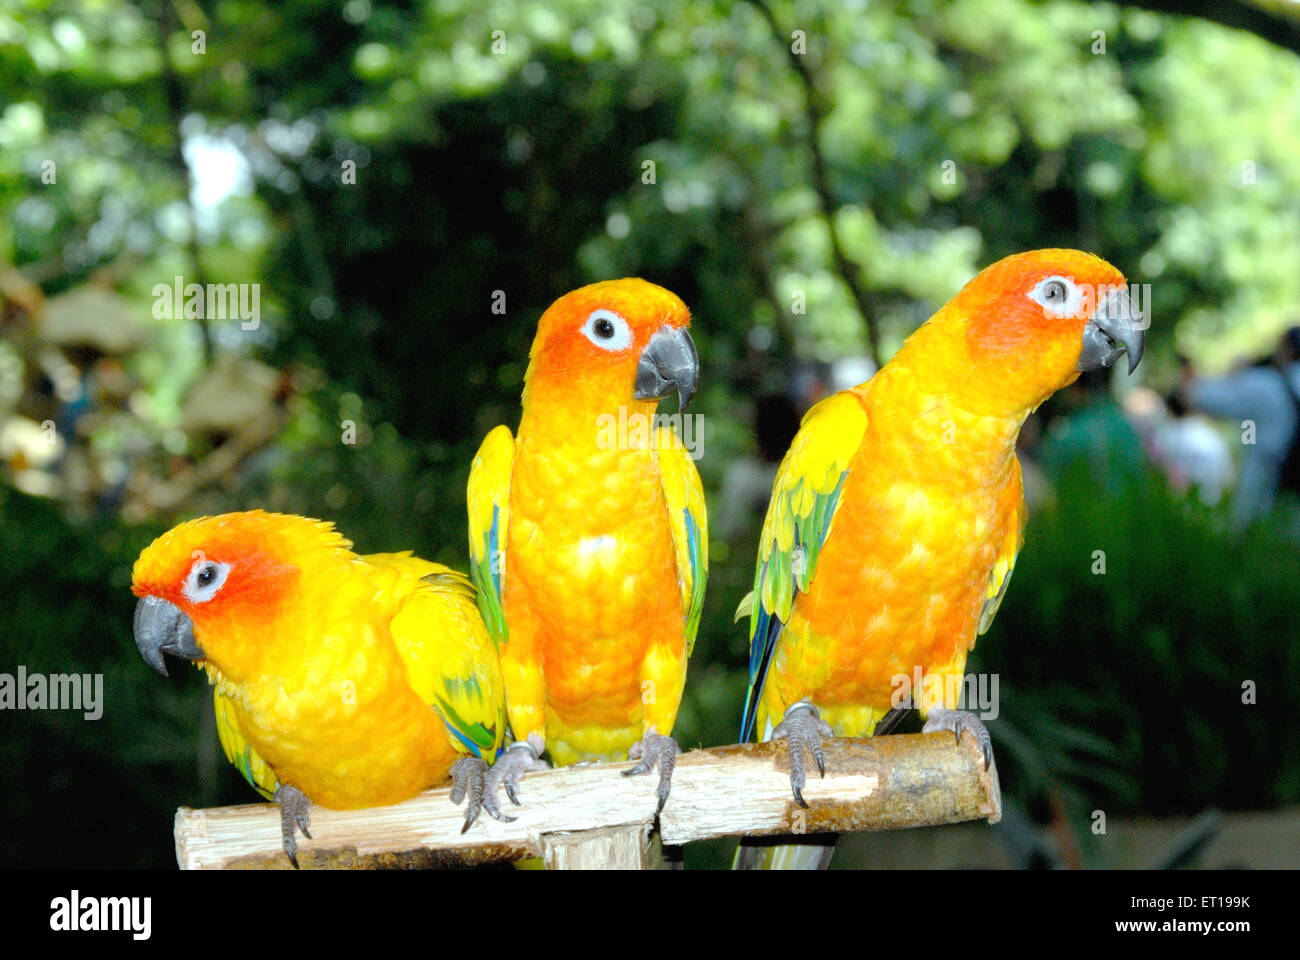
130;510;506;866
465;278;707;822
736;250;1144;868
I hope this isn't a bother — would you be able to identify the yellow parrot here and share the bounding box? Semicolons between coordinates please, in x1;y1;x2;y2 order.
463;278;707;823
131;510;506;865
737;250;1144;867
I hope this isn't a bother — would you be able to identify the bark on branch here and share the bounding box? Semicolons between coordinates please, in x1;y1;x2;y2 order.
174;731;1001;869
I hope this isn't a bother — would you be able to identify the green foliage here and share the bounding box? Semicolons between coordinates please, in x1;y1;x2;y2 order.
0;486;247;868
982;462;1300;818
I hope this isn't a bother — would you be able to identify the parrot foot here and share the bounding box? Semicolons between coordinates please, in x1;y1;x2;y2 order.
923;708;993;769
449;757;489;834
273;784;312;869
772;700;833;808
623;730;681;815
454;734;549;831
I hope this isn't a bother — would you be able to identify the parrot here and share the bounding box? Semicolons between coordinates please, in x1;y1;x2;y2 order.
735;249;1145;868
463;277;707;824
130;510;507;866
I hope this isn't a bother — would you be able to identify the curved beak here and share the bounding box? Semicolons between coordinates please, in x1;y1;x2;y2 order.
133;596;203;677
1078;286;1145;375
635;325;699;409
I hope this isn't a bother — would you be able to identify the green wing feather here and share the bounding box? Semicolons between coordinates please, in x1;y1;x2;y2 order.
467;425;514;646
740;391;868;742
214;689;278;800
655;426;708;657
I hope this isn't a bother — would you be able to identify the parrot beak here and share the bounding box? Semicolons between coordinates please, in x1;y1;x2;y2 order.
1078;286;1145;375
635;325;699;409
133;595;203;677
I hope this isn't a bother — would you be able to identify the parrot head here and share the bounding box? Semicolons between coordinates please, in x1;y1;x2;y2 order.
130;511;347;677
523;278;699;411
934;248;1145;413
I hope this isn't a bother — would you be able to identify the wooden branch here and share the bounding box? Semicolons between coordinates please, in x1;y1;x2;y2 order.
174;731;1001;869
542;824;653;870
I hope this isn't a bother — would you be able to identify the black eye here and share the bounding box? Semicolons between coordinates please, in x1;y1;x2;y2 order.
582;309;631;350
1044;280;1068;303
197;564;217;587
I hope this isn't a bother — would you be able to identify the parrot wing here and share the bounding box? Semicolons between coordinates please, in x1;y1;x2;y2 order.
364;553;508;762
467;425;514;646
654;426;708;657
214;689;279;800
739;390;869;742
977;459;1025;637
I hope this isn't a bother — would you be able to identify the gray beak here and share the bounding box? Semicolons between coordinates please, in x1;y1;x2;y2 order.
133;596;203;677
1078;287;1145;375
635;325;699;409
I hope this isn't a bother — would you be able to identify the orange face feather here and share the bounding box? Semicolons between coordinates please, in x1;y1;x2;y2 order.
522;277;696;415
131;512;322;663
897;249;1136;417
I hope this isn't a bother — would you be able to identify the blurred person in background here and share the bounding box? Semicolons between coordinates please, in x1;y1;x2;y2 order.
1181;328;1300;530
1036;369;1146;494
1152;386;1233;507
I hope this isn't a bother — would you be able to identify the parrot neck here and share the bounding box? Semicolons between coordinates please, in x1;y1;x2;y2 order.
865;359;1028;480
887;314;1057;421
518;371;662;446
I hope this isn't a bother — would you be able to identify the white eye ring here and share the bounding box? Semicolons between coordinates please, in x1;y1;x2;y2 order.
183;557;231;603
1028;275;1082;317
581;309;633;352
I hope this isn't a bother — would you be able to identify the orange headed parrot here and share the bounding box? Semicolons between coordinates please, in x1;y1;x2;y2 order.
737;250;1144;868
466;278;707;821
130;510;506;865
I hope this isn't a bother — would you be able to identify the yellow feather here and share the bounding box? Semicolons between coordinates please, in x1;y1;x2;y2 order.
654;426;708;654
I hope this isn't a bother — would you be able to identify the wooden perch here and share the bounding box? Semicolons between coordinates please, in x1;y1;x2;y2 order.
174;731;1001;869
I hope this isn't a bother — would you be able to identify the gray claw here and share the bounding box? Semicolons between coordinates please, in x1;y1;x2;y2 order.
772;701;833;809
450;757;488;834
623;732;681;815
273;784;312;869
923;708;994;769
454;736;548;831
